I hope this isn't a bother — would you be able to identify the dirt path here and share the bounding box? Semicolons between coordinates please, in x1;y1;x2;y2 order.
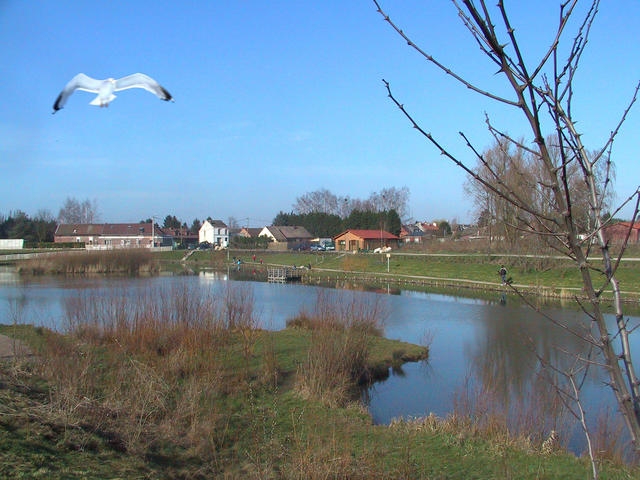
0;334;32;359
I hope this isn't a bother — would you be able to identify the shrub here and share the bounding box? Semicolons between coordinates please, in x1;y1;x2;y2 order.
36;280;261;459
294;290;386;406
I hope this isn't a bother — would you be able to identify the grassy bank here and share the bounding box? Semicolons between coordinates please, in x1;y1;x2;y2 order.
11;247;640;301
188;249;640;301
1;284;638;478
0;332;635;479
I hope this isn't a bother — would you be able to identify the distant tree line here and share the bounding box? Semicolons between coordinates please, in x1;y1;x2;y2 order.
291;186;411;221
3;187;410;245
138;215;201;234
0;210;56;243
272;209;402;238
275;186;409;238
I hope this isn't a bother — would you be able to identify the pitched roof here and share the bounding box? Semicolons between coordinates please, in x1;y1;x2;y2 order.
204;219;227;228
266;226;313;241
55;223;171;237
334;229;399;240
606;221;640;231
401;225;424;237
419;222;439;232
238;227;263;238
55;223;104;236
101;223;153;236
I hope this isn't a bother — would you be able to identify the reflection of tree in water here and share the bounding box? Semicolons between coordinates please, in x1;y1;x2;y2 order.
463;304;602;443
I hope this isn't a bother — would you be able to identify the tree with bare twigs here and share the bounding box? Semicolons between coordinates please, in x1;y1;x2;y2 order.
373;0;640;470
57;197;100;224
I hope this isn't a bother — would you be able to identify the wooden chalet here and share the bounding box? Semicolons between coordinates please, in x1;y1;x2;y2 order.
333;229;400;252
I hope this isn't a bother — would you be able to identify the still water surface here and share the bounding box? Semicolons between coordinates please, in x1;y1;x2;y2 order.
1;268;637;453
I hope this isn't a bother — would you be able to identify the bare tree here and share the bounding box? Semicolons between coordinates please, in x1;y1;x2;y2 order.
227;216;240;230
33;209;56;243
293;188;340;215
374;0;640;463
57;197;100;224
464;138;531;249
372;186;411;220
294;186;410;220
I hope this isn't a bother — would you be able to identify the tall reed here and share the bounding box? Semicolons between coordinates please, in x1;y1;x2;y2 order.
293;289;386;406
450;369;569;450
18;249;159;275
37;280;260;456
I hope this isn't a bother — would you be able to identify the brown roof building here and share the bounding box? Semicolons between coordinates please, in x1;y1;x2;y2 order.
54;223;173;248
333;229;399;251
259;226;314;250
602;221;640;245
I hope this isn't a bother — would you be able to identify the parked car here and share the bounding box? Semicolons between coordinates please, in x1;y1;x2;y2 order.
323;243;335;251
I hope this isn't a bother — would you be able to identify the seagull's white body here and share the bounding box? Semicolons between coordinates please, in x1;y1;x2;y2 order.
53;73;173;113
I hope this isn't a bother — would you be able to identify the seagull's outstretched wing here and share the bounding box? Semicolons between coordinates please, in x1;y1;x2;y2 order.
114;73;173;102
53;73;103;113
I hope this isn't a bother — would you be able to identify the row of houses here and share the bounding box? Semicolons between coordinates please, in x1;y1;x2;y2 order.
54;222;174;249
53;220;640;251
53;220;404;251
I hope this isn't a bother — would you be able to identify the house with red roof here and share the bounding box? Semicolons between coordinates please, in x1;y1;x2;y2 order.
602;221;640;245
54;222;173;248
333;229;400;252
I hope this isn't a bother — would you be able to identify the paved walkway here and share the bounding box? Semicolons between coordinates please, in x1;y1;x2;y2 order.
0;334;32;359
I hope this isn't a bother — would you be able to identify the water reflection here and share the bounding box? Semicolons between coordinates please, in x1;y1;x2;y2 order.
0;267;637;455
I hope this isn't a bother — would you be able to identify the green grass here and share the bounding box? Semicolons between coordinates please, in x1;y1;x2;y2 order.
1;323;638;479
13;245;640;298
223;250;640;299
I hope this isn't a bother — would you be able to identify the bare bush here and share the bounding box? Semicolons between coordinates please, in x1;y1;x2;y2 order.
295;290;386;406
37;280;261;458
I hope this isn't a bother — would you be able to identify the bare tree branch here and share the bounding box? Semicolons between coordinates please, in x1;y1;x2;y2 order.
373;0;520;106
374;0;640;457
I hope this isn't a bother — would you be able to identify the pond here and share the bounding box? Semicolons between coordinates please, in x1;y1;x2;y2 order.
0;267;637;455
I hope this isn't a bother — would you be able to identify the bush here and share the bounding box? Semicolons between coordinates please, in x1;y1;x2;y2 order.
293;290;386;406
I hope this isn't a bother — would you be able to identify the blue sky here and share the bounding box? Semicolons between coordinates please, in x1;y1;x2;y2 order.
1;1;639;227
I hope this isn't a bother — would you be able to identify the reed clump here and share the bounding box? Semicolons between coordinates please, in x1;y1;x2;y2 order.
18;249;159;275
34;280;260;461
290;289;386;406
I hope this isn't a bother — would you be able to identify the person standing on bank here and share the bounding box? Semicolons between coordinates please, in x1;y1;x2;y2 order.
498;265;508;285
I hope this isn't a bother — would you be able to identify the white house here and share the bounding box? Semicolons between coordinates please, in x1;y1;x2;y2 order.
198;220;229;247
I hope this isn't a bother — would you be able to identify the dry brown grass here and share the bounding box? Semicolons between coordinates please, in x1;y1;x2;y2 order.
339;254;370;272
293;289;386;406
18;249;159;275
449;370;571;453
33;280;259;460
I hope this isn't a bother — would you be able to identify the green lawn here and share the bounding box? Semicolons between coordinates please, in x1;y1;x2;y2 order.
2;322;637;479
207;249;640;298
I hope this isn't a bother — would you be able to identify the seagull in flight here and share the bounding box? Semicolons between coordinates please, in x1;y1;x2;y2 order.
52;73;174;113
